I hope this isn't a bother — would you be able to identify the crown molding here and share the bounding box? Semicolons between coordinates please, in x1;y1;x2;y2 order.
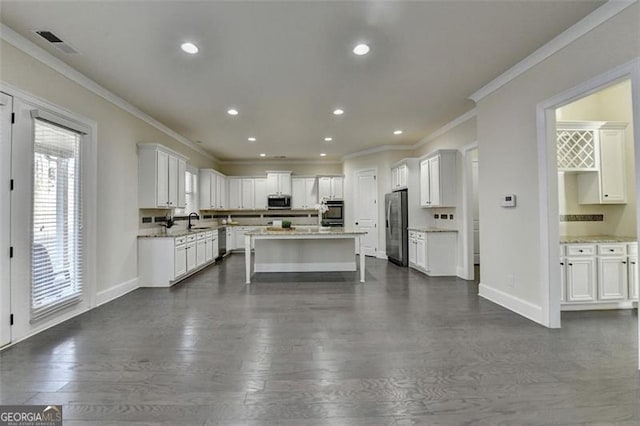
412;108;476;149
469;0;637;103
218;159;342;165
0;23;217;162
341;144;414;161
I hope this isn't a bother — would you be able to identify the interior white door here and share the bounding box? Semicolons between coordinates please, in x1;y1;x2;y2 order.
472;157;480;265
0;92;12;347
354;169;377;257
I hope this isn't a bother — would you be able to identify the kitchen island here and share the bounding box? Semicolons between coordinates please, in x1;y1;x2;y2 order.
244;228;368;284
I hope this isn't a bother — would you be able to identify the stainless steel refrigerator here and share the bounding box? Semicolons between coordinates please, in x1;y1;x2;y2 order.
385;190;408;266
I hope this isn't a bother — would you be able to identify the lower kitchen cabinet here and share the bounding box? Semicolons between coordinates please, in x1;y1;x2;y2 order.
408;229;456;276
139;230;219;287
561;242;637;309
565;257;596;302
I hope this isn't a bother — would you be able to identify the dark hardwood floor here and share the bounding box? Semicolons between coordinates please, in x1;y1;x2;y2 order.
1;255;639;425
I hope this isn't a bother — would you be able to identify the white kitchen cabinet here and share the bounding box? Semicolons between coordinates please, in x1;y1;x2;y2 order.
391;163;408;191
420;150;456;208
560;257;566;303
598;256;628;300
629;256;638;301
242;179;255;209
566;257;596;302
254;178;268;209
318;176;344;200
138;144;188;209
175;240;187;277
139;231;219;287
267;172;292;195
196;235;206;267
186;239;197;272
228;178;242;209
205;232;214;262
577;125;627;204
416;233;426;270
408;230;457;276
408;232;417;265
292;177;317;209
199;169;227;209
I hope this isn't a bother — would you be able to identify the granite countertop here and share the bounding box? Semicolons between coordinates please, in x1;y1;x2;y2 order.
407;227;458;233
138;226;220;238
560;235;637;244
246;227;366;236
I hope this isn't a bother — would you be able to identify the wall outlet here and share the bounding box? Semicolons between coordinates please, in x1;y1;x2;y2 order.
434;214;439;219
449;214;454;220
507;274;515;289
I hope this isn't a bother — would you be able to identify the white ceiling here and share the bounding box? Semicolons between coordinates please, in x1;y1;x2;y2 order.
0;1;604;161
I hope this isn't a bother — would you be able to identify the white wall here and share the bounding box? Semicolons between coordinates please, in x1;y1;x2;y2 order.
343;150;413;256
0;40;216;298
476;3;639;320
556;80;636;237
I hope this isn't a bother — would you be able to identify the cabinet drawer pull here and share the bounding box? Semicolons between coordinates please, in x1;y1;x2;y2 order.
568;263;573;266
604;194;609;197
622;261;627;264
609;249;615;252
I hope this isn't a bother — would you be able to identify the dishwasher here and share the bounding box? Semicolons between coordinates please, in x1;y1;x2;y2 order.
218;227;226;258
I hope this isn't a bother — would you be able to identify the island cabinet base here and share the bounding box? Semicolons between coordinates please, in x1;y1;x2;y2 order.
254;238;356;272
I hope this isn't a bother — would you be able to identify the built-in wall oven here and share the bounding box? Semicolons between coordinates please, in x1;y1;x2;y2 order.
322;200;344;227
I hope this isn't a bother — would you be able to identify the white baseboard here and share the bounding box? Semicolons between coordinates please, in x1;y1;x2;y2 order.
376;250;388;260
255;262;356;272
561;301;636;311
456;266;474;280
478;282;544;325
96;277;139;306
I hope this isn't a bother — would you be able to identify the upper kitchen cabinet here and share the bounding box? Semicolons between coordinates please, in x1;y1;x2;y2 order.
266;171;292;195
138;144;187;209
420;150;456;208
391;163;408;191
318;176;344;200
292;177;318;209
199;169;227;209
254;178;268;210
576;124;627;204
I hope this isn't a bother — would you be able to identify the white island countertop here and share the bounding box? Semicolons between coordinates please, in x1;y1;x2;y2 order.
407;227;458;233
244;227;368;283
245;227;366;236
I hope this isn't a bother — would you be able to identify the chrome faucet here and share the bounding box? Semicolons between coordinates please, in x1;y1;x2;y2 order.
188;212;200;230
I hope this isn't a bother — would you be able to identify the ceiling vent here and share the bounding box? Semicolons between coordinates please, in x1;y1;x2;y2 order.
34;30;79;54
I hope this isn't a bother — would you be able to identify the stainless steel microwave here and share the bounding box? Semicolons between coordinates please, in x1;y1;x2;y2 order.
267;195;291;209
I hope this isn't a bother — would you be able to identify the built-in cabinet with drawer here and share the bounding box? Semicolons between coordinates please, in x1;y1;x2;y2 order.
292;178;318;209
267;172;292;195
391;163;408;191
139;230;219;287
408;230;457;276
138;144;187;209
318;176;344;200
199;169;227;209
561;241;637;309
419;150;456;208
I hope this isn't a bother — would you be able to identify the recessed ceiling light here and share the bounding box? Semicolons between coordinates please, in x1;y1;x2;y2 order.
393;130;403;135
333;109;344;116
353;43;370;56
181;42;199;54
259;153;266;157
248;137;256;142
320;153;327;157
227;108;239;116
324;137;333;142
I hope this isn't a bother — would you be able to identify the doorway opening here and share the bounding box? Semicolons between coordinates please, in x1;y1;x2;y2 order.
537;59;639;367
462;143;480;281
555;80;637;317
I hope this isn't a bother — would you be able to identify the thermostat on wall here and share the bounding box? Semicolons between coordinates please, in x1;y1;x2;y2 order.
501;194;517;207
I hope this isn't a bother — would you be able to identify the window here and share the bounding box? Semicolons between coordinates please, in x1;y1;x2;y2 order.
31;118;84;321
178;167;198;215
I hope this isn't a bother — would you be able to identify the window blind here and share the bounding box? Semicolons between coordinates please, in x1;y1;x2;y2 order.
31;118;84;322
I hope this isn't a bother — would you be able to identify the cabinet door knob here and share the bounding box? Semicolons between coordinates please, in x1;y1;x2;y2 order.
604;194;609;197
568;263;573;266
610;249;614;252
560;262;564;266
579;249;583;253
